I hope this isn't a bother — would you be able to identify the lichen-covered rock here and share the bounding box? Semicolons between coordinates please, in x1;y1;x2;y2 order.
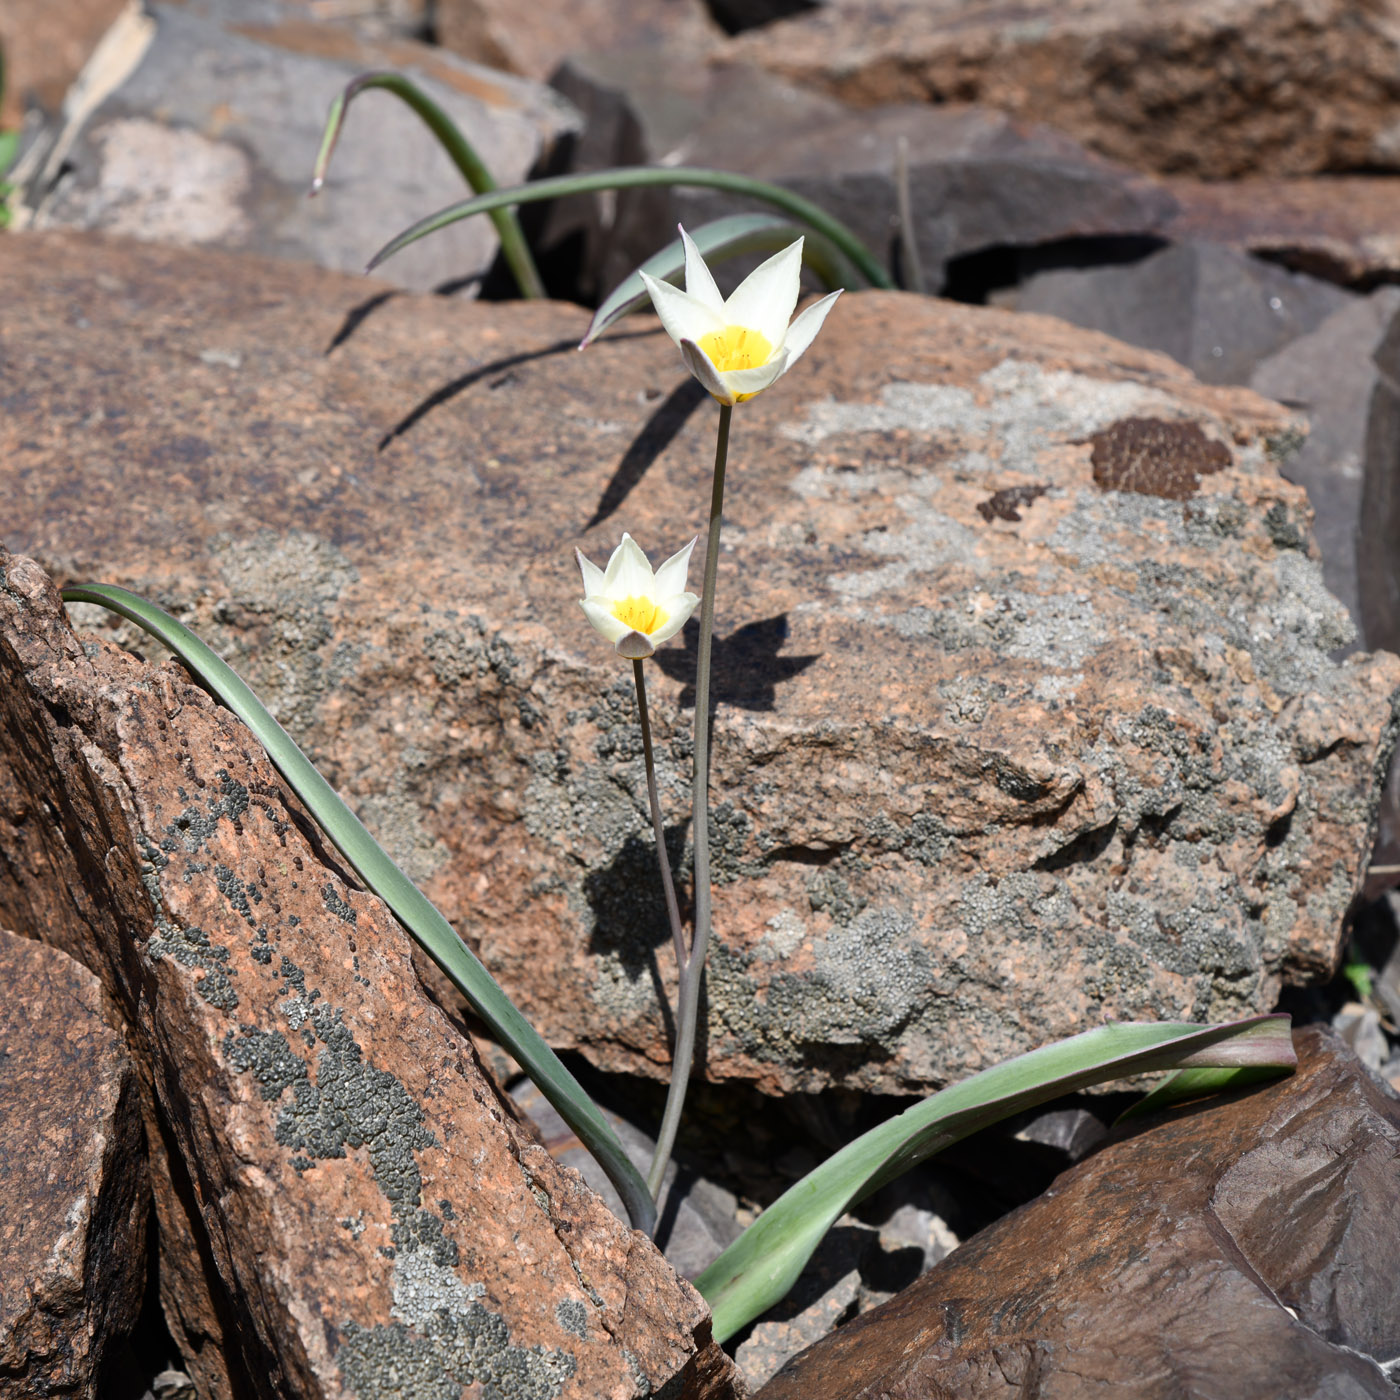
2;230;1397;1102
725;0;1400;180
0;929;147;1400
0;552;737;1400
755;1027;1400;1398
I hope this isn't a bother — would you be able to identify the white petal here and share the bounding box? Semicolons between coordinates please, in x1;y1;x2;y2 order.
577;547;607;598
779;288;842;368
610;532;656;598
615;631;656;659
680;226;725;314
719;349;790;400
652;537;697;599
722;238;803;348
650;590;700;644
640;271;725;348
680;339;735;405
580;597;630;644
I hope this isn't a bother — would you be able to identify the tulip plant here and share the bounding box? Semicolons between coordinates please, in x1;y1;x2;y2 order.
56;87;1303;1347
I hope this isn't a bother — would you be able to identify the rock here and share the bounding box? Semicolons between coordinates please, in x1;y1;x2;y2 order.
435;0;719;81
1001;240;1352;387
1164;176;1400;290
551;51;1176;301
19;0;580;292
0;552;738;1400
1250;287;1400;650
725;0;1400;179
755;1027;1400;1399
3;230;1398;1102
509;1078;742;1280
0;928;148;1400
0;0;129;127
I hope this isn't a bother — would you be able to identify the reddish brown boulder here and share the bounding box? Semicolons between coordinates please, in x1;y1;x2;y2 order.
2;231;1396;1103
0;928;147;1400
756;1027;1400;1399
726;0;1400;179
0;0;129;126
0;552;737;1400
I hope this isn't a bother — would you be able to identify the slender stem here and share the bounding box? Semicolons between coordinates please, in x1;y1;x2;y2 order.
647;403;732;1199
633;659;687;979
894;135;926;295
311;71;546;300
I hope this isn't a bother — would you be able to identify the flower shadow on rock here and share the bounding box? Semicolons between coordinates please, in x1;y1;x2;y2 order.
654;614;820;713
584;823;693;983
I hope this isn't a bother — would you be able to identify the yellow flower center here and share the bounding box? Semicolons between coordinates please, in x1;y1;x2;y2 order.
699;324;773;373
611;595;667;634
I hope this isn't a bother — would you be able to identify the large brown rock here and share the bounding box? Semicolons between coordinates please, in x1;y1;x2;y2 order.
755;1027;1400;1398
0;551;736;1400
726;0;1400;179
2;230;1397;1102
0;928;147;1399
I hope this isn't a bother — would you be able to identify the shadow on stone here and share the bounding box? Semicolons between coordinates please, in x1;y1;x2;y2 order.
587;377;709;529
585;824;692;979
655;614;820;714
324;290;401;355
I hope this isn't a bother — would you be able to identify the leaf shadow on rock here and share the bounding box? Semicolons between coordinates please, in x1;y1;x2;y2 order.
587;377;709;529
655;614;820;714
324;290;401;354
584;823;692;988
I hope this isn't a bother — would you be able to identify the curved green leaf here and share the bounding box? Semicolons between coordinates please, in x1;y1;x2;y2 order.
366;165;894;291
310;70;544;300
61;583;656;1235
696;1014;1295;1341
581;213;847;348
1116;1062;1284;1123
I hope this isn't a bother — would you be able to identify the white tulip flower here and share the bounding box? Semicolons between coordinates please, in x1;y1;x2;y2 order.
577;533;700;660
640;226;842;406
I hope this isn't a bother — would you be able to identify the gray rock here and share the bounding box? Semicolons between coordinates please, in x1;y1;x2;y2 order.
1003;240;1353;386
1251;287;1400;653
0;929;148;1400
21;0;580;292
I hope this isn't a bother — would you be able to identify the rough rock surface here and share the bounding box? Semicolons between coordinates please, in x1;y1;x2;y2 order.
0;552;736;1400
0;928;148;1400
3;230;1398;1102
755;1027;1400;1399
726;0;1400;179
20;0;580;292
1003;240;1351;386
1251;287;1400;650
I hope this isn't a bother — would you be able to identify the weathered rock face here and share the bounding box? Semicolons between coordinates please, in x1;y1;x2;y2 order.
3;230;1397;1102
19;0;580;293
0;928;148;1400
1001;240;1351;387
755;1027;1400;1398
0;552;736;1400
0;0;129;126
725;0;1400;179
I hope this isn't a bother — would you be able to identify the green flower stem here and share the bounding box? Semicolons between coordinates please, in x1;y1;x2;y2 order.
647;402;732;1198
632;658;688;988
311;71;545;300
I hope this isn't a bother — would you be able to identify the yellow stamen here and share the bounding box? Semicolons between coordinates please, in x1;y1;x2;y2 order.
699;324;773;374
611;595;667;634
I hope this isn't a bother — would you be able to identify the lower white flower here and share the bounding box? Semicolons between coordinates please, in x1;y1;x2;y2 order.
577;533;700;660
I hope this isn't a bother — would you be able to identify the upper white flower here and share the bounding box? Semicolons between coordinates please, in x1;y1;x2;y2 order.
639;226;842;406
577;533;700;660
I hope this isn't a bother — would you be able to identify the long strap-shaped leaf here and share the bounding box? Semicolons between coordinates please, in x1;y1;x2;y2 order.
310;71;545;301
365;165;895;291
63;583;657;1235
581;213;848;348
695;1013;1295;1341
